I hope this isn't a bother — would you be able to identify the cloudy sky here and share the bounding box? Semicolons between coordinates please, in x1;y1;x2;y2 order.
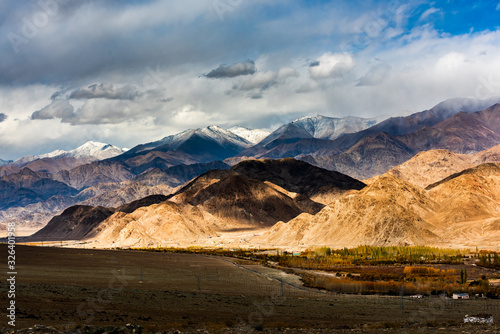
1;0;500;159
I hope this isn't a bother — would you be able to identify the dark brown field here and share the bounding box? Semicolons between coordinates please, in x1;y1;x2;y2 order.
1;245;499;333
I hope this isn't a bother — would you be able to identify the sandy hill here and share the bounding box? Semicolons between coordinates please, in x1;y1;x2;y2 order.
88;202;222;248
28;194;171;242
33;159;349;246
383;145;500;188
260;162;500;250
172;171;323;226
427;163;500;224
81;170;325;247
257;175;438;248
230;158;365;204
384;150;472;188
26;157;500;250
423;163;500;249
29;205;115;241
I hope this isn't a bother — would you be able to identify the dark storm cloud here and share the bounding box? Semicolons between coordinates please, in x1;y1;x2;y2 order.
0;113;7;122
50;90;65;100
309;61;320;67
31;100;75;121
0;1;234;86
69;83;141;100
31;98;147;125
65;100;132;125
205;60;256;78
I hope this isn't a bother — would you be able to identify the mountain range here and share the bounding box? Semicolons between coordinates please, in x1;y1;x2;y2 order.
0;158;12;166
12;141;125;166
4;97;500;250
227;126;270;144
29;159;362;244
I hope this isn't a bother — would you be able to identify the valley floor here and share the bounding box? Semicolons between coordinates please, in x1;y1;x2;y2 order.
1;245;499;333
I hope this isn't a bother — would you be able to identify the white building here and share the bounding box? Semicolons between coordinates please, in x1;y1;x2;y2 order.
452;292;469;299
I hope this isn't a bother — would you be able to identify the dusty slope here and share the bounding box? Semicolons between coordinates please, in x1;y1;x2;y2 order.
171;169;324;226
28;195;171;242
427;163;500;223
32;159;328;245
87;202;221;248
29;205;115;241
80;182;174;207
303;132;416;180
25;157;500;250
257;175;438;248
385;150;473;188
381;144;500;188
261;197;436;248
1;160;215;233
231;157;365;204
53;161;134;190
261;162;500;250
424;163;500;249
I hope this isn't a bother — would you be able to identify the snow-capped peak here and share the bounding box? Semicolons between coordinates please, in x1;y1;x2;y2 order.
0;158;13;166
13;141;124;165
198;125;252;147
292;115;324;123
289;114;378;140
133;125;253;155
68;141;124;159
228;126;271;144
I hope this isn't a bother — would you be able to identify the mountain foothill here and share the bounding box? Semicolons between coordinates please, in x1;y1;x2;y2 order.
3;97;500;250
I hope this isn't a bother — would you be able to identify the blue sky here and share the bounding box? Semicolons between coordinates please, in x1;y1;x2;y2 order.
429;1;500;34
1;0;500;159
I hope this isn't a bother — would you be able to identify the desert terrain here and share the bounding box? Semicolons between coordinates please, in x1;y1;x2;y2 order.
1;245;499;333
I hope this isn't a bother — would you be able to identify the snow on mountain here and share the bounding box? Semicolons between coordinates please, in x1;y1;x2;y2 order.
258;115;378;146
228;126;270;144
258;122;314;147
13;141;124;165
198;125;252;147
429;96;500;117
130;125;252;155
68;141;124;159
0;158;13;166
291;115;378;140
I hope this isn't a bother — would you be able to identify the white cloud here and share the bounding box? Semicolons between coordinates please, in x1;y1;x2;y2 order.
239;71;278;91
172;105;212;128
69;83;142;100
419;7;439;21
308;52;355;80
435;52;467;71
205;60;256;78
278;67;299;79
4;2;500;160
357;63;392;86
31;100;75;121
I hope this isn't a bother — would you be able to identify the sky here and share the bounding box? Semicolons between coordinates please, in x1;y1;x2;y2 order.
1;0;500;160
